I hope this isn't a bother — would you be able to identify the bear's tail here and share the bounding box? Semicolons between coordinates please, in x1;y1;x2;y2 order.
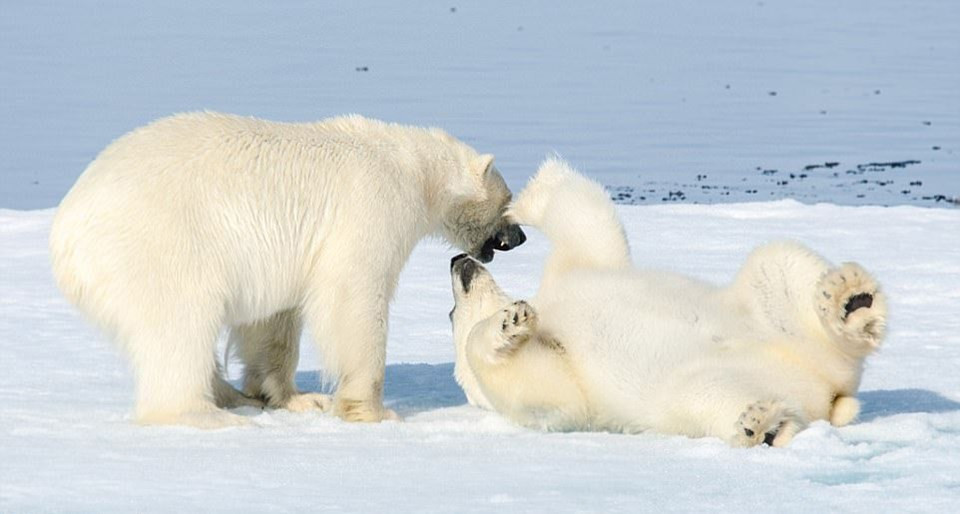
508;158;631;275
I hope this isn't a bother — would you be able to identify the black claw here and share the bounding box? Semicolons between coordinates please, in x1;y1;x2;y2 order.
763;432;777;446
844;293;874;318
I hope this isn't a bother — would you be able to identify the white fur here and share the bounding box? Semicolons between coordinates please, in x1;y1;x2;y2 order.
50;111;515;427
451;159;888;447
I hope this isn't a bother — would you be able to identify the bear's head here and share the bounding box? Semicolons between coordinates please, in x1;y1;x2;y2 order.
441;154;526;263
449;252;512;325
447;253;516;407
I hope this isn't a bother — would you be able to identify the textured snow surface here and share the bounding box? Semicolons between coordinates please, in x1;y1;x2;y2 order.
2;202;959;512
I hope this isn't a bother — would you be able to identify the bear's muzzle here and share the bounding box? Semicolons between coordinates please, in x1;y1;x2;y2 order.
476;224;526;263
450;253;479;293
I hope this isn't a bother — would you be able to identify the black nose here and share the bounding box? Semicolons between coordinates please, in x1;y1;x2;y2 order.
496;224;526;251
450;253;470;270
455;258;478;293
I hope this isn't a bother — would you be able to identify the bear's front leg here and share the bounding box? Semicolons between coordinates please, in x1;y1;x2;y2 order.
469;301;539;365
305;281;398;423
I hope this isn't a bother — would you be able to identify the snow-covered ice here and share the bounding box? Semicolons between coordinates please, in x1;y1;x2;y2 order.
2;202;959;512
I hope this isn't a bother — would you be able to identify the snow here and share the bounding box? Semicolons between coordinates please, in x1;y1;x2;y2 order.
2;202;960;512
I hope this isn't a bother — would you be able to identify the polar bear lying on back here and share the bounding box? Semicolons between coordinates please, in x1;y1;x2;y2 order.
449;160;887;447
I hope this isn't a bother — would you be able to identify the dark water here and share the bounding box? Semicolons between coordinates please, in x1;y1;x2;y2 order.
608;159;959;207
2;0;957;209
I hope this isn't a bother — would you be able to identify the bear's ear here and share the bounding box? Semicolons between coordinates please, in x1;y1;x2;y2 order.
474;154;495;176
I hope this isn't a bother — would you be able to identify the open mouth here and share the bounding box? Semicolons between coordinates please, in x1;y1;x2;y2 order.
475;238;498;263
473;224;527;263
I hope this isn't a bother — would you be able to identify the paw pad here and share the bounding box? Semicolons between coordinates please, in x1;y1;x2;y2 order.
844;293;873;318
735;400;801;448
763;431;777;446
816;263;887;352
491;301;538;359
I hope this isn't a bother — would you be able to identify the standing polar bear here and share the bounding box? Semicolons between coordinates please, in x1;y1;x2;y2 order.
450;159;887;447
50;112;525;428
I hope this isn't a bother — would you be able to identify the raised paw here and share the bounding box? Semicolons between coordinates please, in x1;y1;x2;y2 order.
734;399;804;448
816;262;888;355
498;301;538;351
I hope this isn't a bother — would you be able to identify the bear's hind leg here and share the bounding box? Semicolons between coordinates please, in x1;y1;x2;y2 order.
729;242;832;339
816;262;888;356
127;315;248;428
231;309;332;413
656;366;807;447
212;371;264;409
734;399;805;447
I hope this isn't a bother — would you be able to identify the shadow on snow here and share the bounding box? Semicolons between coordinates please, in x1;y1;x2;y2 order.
295;369;960;421
855;389;960;422
294;363;467;417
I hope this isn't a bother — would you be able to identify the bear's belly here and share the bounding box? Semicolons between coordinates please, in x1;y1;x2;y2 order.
223;282;303;326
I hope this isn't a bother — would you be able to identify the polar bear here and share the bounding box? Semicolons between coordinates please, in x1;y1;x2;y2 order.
449;159;887;447
49;111;526;428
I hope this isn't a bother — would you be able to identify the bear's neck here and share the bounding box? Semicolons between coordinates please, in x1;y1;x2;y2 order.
408;135;472;236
